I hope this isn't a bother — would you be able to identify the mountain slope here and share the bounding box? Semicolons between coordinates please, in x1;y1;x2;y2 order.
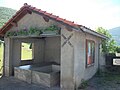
0;7;16;28
109;27;120;45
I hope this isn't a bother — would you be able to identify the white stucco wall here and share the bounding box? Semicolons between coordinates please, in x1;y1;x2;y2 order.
10;12;59;31
60;25;75;90
74;31;101;88
10;37;61;65
84;34;99;80
7;38;45;65
74;32;86;88
4;38;13;76
44;37;60;64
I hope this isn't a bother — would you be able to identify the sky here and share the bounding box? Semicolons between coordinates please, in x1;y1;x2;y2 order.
0;0;120;30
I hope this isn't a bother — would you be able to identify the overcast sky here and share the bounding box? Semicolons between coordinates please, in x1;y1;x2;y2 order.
0;0;120;30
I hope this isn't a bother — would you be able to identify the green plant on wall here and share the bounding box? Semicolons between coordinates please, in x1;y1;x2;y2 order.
44;25;60;31
29;27;43;35
6;31;17;37
18;30;29;36
5;25;60;37
43;25;61;34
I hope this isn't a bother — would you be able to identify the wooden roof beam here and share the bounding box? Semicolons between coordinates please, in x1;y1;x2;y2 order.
11;21;18;27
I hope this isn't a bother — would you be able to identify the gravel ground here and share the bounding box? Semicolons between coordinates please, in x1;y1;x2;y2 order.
0;76;60;90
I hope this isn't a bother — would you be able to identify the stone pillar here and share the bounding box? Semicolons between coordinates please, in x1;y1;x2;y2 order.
12;39;21;67
61;27;75;90
4;38;13;76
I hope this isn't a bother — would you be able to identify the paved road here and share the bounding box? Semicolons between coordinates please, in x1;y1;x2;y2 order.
0;76;60;90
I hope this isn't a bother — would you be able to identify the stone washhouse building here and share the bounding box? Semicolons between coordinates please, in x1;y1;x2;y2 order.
0;3;107;90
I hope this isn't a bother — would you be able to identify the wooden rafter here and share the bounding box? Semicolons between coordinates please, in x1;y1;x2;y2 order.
43;16;49;22
65;26;73;32
11;21;18;27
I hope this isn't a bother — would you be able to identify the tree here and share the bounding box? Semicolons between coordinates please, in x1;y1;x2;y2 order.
96;27;117;53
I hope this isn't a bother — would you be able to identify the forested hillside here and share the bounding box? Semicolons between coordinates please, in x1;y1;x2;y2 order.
0;7;16;28
109;27;120;45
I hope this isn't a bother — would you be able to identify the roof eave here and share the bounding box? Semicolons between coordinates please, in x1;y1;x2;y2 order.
80;26;108;39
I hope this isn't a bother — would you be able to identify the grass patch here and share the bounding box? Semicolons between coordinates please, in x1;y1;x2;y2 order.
78;79;88;89
0;44;3;74
95;69;120;86
21;43;33;60
0;44;3;61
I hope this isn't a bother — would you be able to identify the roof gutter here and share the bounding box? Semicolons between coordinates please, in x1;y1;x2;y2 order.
80;26;108;39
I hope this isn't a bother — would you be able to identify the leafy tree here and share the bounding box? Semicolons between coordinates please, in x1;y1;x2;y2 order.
96;27;117;53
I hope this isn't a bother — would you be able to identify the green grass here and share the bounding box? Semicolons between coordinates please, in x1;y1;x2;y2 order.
95;70;120;87
0;44;3;60
0;44;3;74
21;43;32;60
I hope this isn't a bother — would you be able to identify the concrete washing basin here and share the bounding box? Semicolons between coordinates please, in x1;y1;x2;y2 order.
14;63;60;87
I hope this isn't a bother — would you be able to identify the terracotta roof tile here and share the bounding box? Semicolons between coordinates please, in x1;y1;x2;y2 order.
1;3;106;39
0;3;81;34
0;3;108;39
56;17;65;22
44;12;52;16
27;4;79;27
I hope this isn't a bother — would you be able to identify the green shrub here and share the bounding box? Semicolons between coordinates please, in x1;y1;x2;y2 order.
78;79;88;89
116;47;120;53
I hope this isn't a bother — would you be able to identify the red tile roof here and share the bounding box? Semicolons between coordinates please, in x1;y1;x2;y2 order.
0;3;81;36
0;3;107;39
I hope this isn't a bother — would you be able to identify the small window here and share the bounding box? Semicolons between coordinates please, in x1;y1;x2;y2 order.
21;42;33;60
86;40;95;67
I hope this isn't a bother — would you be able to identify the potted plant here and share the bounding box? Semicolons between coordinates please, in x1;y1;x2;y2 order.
116;47;120;57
